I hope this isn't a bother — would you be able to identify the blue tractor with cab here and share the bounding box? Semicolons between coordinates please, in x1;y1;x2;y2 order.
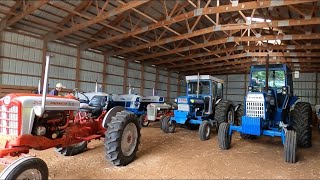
162;75;236;141
218;62;312;163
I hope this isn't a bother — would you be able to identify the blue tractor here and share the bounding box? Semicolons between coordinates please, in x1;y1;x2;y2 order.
218;63;312;163
161;75;236;141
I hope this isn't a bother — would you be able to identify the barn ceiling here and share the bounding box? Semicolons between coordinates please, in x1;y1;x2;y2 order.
0;0;319;74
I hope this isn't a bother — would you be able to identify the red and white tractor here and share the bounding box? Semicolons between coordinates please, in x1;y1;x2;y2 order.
0;56;141;179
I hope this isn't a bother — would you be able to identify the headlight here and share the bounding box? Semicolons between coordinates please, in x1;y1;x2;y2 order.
174;98;177;103
190;99;195;103
3;96;11;105
248;86;253;92
134;102;140;106
282;86;288;95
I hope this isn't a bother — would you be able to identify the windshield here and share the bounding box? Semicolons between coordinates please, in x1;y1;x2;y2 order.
251;70;285;90
187;81;210;95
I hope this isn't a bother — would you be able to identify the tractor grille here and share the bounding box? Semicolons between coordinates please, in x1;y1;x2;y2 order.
147;106;155;116
0;105;19;135
246;94;265;119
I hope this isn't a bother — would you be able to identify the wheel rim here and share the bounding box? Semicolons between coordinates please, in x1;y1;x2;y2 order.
121;122;138;156
17;169;42;180
143;116;149;126
205;125;210;137
227;109;234;123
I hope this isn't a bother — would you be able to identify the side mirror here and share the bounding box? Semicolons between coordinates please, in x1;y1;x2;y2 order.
294;71;299;79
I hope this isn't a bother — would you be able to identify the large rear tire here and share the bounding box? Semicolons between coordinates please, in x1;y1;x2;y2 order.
0;157;48;180
284;130;297;163
218;122;232;150
105;111;141;166
215;100;234;124
235;105;256;140
295;102;312;124
55;141;88;156
162;116;175;133
292;102;312;148
199;120;211;141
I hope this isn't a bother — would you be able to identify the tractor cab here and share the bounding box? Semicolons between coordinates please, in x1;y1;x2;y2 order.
248;64;296;126
163;74;234;141
218;62;312;163
185;75;223;116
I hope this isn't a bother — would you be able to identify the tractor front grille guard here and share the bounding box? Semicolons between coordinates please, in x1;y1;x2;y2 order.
0;104;19;136
245;94;265;119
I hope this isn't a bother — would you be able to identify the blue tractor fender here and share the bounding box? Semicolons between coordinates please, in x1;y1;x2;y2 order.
288;96;299;108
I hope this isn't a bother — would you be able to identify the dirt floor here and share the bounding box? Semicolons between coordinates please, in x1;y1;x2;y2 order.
2;122;320;179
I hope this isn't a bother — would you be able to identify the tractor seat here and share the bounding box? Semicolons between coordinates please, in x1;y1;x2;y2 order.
79;96;107;117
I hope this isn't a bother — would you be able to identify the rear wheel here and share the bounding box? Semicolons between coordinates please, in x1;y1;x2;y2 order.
0;157;48;180
105;111;141;166
138;114;149;127
215;100;234;125
284;130;297;163
235;105;256;140
55;141;88;156
218;122;232;150
199;120;211;141
292;102;312;148
162;116;175;133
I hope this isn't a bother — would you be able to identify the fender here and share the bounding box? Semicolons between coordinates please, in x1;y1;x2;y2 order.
102;106;125;128
215;98;222;105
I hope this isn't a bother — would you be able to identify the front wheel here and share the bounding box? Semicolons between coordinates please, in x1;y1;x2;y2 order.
284;130;297;163
199;120;211;141
0;157;48;180
162;116;175;133
218;122;232;150
105;111;141;166
138;114;149;127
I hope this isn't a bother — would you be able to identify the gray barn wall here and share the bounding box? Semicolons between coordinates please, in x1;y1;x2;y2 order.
0;31;183;102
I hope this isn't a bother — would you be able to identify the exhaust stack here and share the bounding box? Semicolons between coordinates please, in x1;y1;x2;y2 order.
35;55;51;116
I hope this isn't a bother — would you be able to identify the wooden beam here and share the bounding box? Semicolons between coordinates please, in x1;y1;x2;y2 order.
171;51;320;70
136;33;320;61
167;71;171;102
0;0;49;31
155;68;159;94
141;64;145;96
85;0;317;49
41;39;48;88
47;0;149;41
123;61;128;94
154;44;320;65
177;74;181;96
114;17;320;56
189;57;320;74
103;53;108;91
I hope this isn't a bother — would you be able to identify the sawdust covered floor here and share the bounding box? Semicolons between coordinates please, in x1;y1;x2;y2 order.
3;123;320;179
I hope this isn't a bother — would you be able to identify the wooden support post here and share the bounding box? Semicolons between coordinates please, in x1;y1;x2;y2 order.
102;53;108;92
155;68;159;94
75;46;81;89
41;39;48;89
140;64;145;96
225;75;228;100
123;61;128;94
167;71;171;101
244;73;248;104
177;74;181;96
316;72;318;105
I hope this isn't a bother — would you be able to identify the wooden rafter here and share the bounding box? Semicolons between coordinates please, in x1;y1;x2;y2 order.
47;0;149;41
135;33;320;62
85;0;317;49
113;17;320;56
0;0;49;31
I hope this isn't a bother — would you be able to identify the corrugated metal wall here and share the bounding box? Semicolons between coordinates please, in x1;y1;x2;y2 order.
0;31;183;102
1;31;43;87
